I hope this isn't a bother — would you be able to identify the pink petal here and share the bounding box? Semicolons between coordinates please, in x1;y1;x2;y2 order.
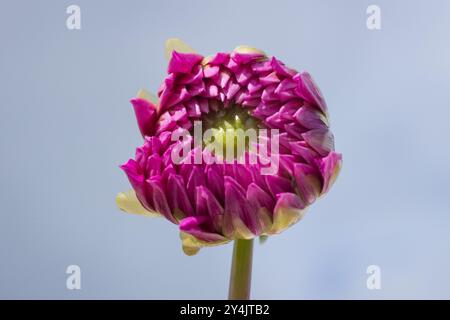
130;98;157;137
168;51;203;74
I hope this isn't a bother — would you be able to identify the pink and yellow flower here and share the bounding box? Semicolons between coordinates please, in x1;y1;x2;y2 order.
117;39;342;255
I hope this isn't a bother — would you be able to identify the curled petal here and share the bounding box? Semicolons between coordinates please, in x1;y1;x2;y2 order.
186;166;206;206
265;175;293;197
180;229;229;256
146;177;177;224
293;163;322;205
294;71;327;113
271;57;297;77
302;128;335;156
168;51;203;74
295;105;329;129
137;88;159;106
289;141;320;164
116;190;160;217
196;186;224;217
270;193;306;234
233;45;266;56
224;176;259;238
246;183;275;213
130;98;157;137
120;159;153;211
180;216;225;242
208;52;230;66
164;38;196;59
167;174;194;218
231;51;265;65
315;151;342;195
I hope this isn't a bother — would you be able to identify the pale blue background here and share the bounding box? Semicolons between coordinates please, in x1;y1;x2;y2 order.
1;0;449;299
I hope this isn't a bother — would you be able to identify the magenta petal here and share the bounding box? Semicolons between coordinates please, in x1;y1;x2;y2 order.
224;176;259;235
246;183;275;212
302;128;335;156
293;163;321;205
204;65;220;78
315;151;342;195
236;67;253;86
231;52;265;65
146;177;177;224
206;165;225;200
295;105;328;129
248;78;263;93
208;52;230;65
294;71;327;113
196;186;224;218
275;192;306;210
167;174;194;217
289;141;320;164
259;72;281;86
279;154;296;176
232;164;253;190
265;175;293;197
120;159;153;210
155;112;177;134
214;70;231;88
130;98;157;137
271;57;297;77
145;154;162;176
226;82;241;101
186;166;206;206
168;51;203;74
179;216;226;242
284;123;306;140
275;79;297;95
161;164;176;185
251;60;273;74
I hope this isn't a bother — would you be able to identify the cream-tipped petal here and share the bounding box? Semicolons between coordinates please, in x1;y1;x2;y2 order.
180;232;230;256
233;45;266;56
137;88;159;106
270;206;306;234
164;38;196;60
116;190;161;217
202;55;213;66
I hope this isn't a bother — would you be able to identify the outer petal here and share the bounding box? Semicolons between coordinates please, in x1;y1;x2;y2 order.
233;45;266;56
223;176;259;238
265;175;293;197
164;38;197;59
167;174;194;219
137;88;159;106
295;104;329;130
246;183;274;234
180;230;230;256
302;128;335;156
294;71;327;114
315;151;342;195
168;51;203;74
146;177;177;224
270;193;307;234
120;159;153;211
130;98;157;137
293;163;322;205
116;190;160;217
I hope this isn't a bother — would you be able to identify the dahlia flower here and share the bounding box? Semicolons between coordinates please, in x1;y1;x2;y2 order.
117;39;341;299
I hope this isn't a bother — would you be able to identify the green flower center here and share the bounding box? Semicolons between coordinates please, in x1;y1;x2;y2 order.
199;103;261;160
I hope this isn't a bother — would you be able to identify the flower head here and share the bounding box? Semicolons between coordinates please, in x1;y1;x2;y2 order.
117;39;342;255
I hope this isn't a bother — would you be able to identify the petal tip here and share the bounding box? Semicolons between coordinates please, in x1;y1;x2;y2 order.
165;38;196;60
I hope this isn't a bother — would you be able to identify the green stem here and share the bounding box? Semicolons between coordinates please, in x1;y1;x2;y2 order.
228;239;254;300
